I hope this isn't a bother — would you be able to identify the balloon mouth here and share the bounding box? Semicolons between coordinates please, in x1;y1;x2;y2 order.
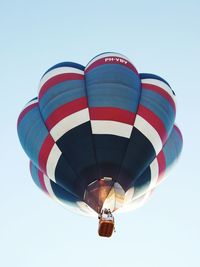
83;177;114;213
83;178;126;215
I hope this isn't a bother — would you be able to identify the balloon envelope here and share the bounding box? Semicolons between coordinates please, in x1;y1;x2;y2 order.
17;52;183;216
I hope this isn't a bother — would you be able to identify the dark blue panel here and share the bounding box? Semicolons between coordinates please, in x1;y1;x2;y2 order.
140;73;175;95
93;134;128;179
56;122;98;197
50;180;80;203
118;127;156;191
132;167;151;198
27;97;38;103
55;154;81;197
30;161;80;203
42;62;85;77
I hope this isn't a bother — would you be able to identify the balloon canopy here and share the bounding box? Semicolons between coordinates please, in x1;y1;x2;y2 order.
17;52;183;217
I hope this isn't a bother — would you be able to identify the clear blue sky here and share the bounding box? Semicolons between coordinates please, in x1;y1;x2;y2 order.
1;1;199;266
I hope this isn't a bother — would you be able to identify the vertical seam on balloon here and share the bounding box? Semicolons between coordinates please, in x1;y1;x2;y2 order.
84;68;101;183
115;75;143;189
84;64;118;212
36;97;82;199
116;74;175;194
84;53;141;210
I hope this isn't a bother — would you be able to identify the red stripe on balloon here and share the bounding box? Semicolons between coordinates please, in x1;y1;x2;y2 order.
29;161;49;195
45;97;88;130
17;102;37;126
137;105;168;144
142;83;176;112
38;169;49;195
157;150;166;184
38;135;55;174
89;107;136;125
174;125;183;140
39;73;84;99
85;57;138;75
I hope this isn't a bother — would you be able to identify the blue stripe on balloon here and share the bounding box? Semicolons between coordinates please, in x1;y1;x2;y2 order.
86;83;139;111
17;106;49;167
42;62;85;78
30;162;42;189
86;64;140;89
140;73;171;88
140;73;176;96
162;127;183;168
85;64;141;112
140;89;175;133
39;80;86;120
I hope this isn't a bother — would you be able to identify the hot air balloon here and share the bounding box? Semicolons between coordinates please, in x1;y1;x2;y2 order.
17;52;183;237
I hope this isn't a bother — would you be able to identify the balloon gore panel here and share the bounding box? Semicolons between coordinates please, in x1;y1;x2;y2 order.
17;52;183;215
